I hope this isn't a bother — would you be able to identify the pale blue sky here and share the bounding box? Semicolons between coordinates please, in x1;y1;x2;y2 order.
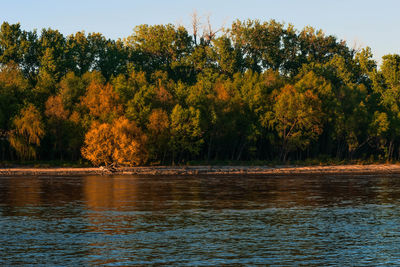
2;0;399;62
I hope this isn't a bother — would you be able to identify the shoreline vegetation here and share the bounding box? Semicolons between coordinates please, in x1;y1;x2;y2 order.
2;163;400;176
2;18;400;167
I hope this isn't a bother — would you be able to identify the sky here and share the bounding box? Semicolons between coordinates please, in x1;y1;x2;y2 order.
2;0;399;63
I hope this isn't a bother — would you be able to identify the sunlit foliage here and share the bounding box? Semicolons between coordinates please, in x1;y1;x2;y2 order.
81;117;147;166
2;18;400;164
81;122;114;166
9;104;44;159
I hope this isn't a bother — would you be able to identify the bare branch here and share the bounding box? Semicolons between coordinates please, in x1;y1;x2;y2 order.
203;14;223;45
191;10;201;46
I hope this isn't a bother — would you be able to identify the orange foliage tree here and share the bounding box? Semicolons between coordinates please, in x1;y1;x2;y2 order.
112;117;148;166
45;94;85;160
81;117;148;166
81;122;114;166
80;81;123;123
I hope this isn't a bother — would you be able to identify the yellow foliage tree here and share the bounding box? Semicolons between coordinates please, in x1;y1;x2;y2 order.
147;108;170;162
9;104;45;160
270;85;323;161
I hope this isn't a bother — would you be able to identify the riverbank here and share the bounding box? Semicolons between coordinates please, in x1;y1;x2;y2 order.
2;164;400;176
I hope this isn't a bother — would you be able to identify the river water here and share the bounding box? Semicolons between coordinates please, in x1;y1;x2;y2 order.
1;174;400;265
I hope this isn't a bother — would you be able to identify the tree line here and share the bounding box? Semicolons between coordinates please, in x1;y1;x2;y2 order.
0;19;398;165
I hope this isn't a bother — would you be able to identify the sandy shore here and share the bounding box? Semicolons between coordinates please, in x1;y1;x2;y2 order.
1;164;400;176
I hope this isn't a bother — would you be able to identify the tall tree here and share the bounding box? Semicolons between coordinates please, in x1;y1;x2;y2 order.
169;104;203;163
38;28;68;81
269;85;323;161
125;24;193;78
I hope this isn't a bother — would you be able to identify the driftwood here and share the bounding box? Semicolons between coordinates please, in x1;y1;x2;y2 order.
99;163;118;174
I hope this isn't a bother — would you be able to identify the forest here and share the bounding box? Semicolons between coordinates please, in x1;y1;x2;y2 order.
0;18;399;166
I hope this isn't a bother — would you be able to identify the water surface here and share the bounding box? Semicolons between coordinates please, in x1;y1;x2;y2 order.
1;174;400;265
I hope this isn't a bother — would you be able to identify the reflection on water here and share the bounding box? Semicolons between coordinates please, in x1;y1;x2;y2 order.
1;174;400;265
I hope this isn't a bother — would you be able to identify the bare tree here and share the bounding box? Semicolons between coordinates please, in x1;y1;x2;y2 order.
191;10;201;46
203;15;223;45
351;38;363;55
190;11;224;46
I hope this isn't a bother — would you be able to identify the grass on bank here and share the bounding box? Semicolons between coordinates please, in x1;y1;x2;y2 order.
187;158;396;167
0;160;92;168
0;155;398;168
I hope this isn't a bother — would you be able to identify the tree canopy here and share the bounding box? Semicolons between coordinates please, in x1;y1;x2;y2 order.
0;19;398;165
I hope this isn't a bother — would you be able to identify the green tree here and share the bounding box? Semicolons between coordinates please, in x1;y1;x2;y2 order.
125;24;192;77
147;108;170;163
0;63;29;130
38;28;68;81
67;31;95;75
169;104;203;163
0;22;25;64
269;85;323;161
371;54;400;159
0;22;39;81
58;71;86;111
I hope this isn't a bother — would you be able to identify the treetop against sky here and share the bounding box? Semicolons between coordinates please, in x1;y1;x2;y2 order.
2;0;400;63
2;4;400;166
1;17;400;165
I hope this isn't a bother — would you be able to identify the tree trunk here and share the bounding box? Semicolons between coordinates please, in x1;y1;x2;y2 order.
207;135;213;162
236;140;246;161
388;139;394;161
280;138;287;162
